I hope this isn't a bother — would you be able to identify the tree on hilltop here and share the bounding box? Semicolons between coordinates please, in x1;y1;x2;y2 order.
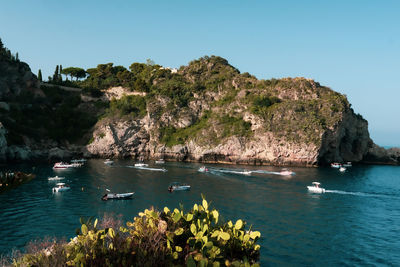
38;69;42;82
61;67;86;81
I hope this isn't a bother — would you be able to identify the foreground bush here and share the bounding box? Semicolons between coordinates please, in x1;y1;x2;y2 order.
13;197;260;266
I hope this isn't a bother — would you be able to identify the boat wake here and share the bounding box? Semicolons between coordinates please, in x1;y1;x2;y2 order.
252;170;296;176
325;190;400;199
212;169;252;176
127;166;167;172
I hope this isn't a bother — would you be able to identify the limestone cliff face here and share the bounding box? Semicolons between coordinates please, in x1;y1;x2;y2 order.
86;104;370;166
86;62;374;166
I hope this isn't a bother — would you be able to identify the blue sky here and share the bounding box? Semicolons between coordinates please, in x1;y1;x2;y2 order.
1;0;399;146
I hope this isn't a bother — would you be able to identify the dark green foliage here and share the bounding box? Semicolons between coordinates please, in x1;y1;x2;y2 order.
108;95;147;118
61;67;86;81
219;115;252;138
3;86;97;144
160;112;210;147
81;87;103;97
13;198;261;267
249;95;281;116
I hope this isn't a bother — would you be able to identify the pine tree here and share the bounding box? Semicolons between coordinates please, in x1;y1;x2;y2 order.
38;69;42;82
16;52;19;61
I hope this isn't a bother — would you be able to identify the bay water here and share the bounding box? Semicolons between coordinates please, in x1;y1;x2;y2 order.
1;160;399;265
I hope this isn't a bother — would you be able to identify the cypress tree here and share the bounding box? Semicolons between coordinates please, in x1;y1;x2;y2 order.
16;52;19;61
38;69;42;82
53;65;59;82
59;65;63;81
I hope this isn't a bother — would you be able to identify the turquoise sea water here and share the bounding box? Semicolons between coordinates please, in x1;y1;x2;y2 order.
1;160;399;265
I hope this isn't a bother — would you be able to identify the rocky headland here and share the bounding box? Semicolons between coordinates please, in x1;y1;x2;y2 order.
0;39;398;166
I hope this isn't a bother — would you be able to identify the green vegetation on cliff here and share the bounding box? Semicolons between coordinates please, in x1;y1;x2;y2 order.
13;198;261;266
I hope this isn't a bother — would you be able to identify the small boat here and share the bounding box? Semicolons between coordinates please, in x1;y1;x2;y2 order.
198;166;209;172
53;162;75;169
155;159;165;164
342;162;352;167
52;183;70;192
104;159;114;165
307;182;325;193
339;166;346;172
48;175;65;181
280;168;294;176
102;192;134;200
331;163;341;168
134;162;148;167
242;170;252;176
168;182;191;192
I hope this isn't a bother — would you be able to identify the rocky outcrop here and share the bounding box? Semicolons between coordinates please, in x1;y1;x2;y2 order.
317;110;372;164
363;144;400;165
87;119;150;158
0;57;39;100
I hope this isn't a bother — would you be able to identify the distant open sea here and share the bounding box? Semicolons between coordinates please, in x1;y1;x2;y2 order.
1;160;399;265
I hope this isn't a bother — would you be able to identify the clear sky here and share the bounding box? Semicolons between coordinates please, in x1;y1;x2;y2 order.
1;0;399;146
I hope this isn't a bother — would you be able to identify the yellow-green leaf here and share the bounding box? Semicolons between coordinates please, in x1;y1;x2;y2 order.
164;207;170;214
186;213;193;221
249;231;261;239
175;246;183;252
193;204;198;211
172;212;181;223
243;234;250;243
173;251;178;259
212;210;219;223
234;219;243;230
254;244;260;251
219;232;230;241
202;199;208;210
94;218;98;229
227;220;233;228
190;223;197;235
81;224;88;235
108;228;115;238
174;227;184;236
211;230;219;238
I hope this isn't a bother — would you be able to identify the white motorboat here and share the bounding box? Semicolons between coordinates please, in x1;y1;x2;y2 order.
198;166;209;172
331;163;341;168
52;183;70;192
339;166;346;172
168;182;191;192
104;159;114;165
342;162;352;167
307;182;325;193
155;159;165;164
102;192;134;200
242;170;252;176
134;162;148;167
53;162;74;169
280;169;294;176
48;175;65;181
